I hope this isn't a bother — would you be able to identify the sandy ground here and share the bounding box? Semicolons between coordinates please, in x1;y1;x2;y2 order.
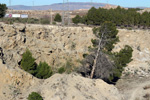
116;76;150;100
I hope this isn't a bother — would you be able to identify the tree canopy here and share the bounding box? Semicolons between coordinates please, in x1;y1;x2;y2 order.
54;13;62;22
79;22;133;84
36;61;53;79
21;49;53;79
0;4;7;18
21;49;37;75
72;15;82;24
73;6;150;28
98;22;119;52
28;92;43;100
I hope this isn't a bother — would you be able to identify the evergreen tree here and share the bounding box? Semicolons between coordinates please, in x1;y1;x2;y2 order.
54;13;62;22
36;62;53;79
72;15;82;24
58;67;65;74
21;49;37;75
21;50;53;79
114;45;133;67
90;21;119;78
0;4;7;18
28;92;43;100
94;21;119;52
87;7;97;25
83;6;150;28
109;45;133;82
80;21;133;83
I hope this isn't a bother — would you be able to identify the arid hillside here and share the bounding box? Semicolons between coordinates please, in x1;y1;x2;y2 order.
0;23;150;100
0;22;96;69
0;23;123;99
113;29;150;77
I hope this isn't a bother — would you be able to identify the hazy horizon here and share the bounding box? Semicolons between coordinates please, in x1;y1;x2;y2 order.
0;0;150;8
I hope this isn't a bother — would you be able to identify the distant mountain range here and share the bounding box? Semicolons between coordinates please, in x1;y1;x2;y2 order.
8;2;113;10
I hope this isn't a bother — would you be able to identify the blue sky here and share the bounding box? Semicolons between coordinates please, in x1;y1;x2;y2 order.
0;0;150;7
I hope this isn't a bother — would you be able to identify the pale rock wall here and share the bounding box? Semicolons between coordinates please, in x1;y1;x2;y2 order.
0;22;95;69
0;60;40;100
1;22;150;100
0;23;123;100
113;29;150;77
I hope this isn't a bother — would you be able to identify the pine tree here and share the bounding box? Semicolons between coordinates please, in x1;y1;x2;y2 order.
110;45;133;82
84;6;150;27
21;49;37;75
99;21;119;52
90;22;132;83
90;22;119;78
36;62;53;79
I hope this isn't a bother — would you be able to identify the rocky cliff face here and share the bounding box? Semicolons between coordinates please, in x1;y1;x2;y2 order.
1;23;149;77
0;60;40;100
1;23;150;100
113;29;150;77
0;22;96;69
0;23;123;100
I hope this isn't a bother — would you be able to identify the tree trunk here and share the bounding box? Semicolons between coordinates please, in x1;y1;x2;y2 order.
90;30;105;79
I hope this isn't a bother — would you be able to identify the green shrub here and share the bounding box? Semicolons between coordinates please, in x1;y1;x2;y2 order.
57;59;75;74
40;18;50;24
21;49;53;79
27;18;39;24
21;49;37;75
65;60;74;74
114;45;133;67
128;27;132;30
58;67;65;74
36;62;53;79
28;92;43;100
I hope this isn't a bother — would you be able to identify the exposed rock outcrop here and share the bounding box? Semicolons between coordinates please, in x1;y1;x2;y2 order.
1;22;150;100
0;60;40;100
0;59;122;100
0;22;96;69
113;29;150;77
